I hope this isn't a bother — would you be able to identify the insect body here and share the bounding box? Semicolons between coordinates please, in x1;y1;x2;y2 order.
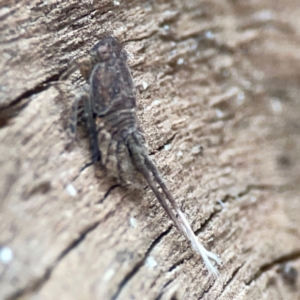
66;36;221;277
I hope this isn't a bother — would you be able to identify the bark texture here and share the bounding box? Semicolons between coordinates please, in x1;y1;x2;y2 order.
1;0;300;299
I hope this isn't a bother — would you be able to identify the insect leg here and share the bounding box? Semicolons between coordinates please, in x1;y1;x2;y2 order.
66;87;87;147
82;86;100;163
60;57;92;81
77;57;93;82
60;63;79;81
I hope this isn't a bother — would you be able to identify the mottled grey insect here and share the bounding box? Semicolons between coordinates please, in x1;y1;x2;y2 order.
63;36;220;277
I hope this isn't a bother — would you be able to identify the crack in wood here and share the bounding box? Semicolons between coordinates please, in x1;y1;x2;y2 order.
1;73;60;111
5;186;116;300
79;161;94;172
97;184;120;204
72;9;97;23
196;183;287;235
195;210;219;236
215;263;244;300
150;133;177;154
245;250;300;286
154;278;176;300
6;222;100;300
196;264;242;300
237;184;284;198
122;30;158;44
111;226;173;300
167;257;186;273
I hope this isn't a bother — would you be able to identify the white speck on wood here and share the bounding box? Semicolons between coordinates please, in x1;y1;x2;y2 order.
129;217;137;228
146;256;157;268
164;144;172;151
103;268;115;281
177;58;184;65
270;97;282;114
142;81;148;90
0;247;13;264
66;183;77;197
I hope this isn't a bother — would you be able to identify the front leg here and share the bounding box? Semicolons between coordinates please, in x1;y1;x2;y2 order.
60;57;92;82
67;85;100;163
82;86;100;163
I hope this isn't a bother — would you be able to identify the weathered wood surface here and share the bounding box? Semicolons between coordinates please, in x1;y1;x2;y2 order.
1;0;300;299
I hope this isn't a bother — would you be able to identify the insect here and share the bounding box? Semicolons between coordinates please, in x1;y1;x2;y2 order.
62;36;221;277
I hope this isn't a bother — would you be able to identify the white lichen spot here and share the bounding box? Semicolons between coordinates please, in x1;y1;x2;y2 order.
64;210;73;218
164;10;174;16
237;92;245;106
205;31;215;40
250;196;257;203
103;268;115;281
222;69;230;77
129;217;137;228
126;51;134;60
0;247;13;264
254;70;264;80
66;183;77;197
177;57;184;65
223;166;232;174
240;218;247;226
191;145;202;155
170;49;177;57
142;81;148;90
215;109;224;118
217;199;226;209
189;41;198;51
241;80;252;90
146;256;157;268
270;97;282;114
176;150;183;158
0;7;10;16
152;99;161;106
18;39;30;51
163;24;170;30
164;144;172;151
255;9;272;21
113;0;120;6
